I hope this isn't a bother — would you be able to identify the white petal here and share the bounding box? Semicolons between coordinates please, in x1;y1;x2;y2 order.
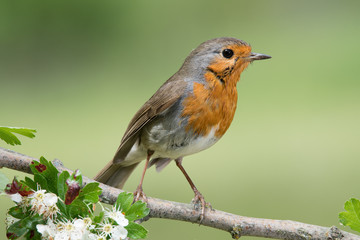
112;225;128;239
106;208;129;227
54;231;70;240
36;224;48;235
70;230;83;240
36;223;55;237
44;193;58;206
116;216;128;227
10;193;22;203
73;218;86;231
114;213;128;227
87;233;99;240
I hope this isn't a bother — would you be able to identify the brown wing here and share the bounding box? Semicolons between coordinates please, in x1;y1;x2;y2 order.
113;76;187;163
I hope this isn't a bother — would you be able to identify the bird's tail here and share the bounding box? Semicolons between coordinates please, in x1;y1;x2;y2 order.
94;161;139;189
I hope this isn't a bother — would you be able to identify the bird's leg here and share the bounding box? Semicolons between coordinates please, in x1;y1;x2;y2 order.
134;149;154;202
175;157;209;222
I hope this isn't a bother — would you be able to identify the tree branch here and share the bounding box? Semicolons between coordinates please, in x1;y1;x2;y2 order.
0;147;358;240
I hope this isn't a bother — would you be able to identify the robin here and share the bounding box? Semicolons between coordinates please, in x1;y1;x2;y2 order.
95;37;271;220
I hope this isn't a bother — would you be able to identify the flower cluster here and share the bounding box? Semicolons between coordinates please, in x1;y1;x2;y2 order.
4;157;149;240
36;207;129;240
7;188;129;239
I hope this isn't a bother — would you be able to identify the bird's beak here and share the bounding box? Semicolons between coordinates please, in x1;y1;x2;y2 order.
248;52;272;61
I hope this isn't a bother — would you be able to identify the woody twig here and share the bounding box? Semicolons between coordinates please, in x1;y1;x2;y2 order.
0;147;358;240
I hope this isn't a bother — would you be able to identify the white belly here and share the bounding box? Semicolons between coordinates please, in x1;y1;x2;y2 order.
155;126;219;158
122;125;220;166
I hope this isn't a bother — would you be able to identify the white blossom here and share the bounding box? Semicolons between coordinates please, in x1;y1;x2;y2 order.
43;193;58;206
88;233;106;240
83;217;93;228
10;193;22;203
111;225;128;239
98;220;128;240
36;219;57;239
29;189;47;214
37;218;93;240
28;189;59;218
105;206;129;227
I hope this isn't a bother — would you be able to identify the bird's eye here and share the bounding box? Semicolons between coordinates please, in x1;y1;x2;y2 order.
222;49;234;59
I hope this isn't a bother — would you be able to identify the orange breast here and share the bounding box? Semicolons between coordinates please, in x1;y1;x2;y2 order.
181;44;251;138
181;72;239;138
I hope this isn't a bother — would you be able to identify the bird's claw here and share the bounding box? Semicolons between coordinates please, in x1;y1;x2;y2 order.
191;190;210;223
133;186;147;202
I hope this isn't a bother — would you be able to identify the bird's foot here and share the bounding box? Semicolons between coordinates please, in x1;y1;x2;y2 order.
133;185;147;202
191;189;211;223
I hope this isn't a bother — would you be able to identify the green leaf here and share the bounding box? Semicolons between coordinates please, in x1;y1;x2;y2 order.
115;192;134;212
30;157;58;193
21;177;36;190
77;182;102;204
0;126;36;146
6;220;28;239
0;171;9;192
8;128;36;138
57;200;68;219
126;201;150;221
24;229;42;240
34;173;48;190
71;169;83;187
339;198;360;232
8;206;27;219
7;215;43;239
56;171;71;217
58;171;70;200
125;222;148;239
67;199;90;218
39;157;58;176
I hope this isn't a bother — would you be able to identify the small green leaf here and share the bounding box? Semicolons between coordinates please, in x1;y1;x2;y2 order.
21;177;36;190
57;171;70;200
39;157;59;192
0;126;36;146
30;158;58;193
78;182;102;204
7;215;43;239
0;130;20;146
39;157;58;176
6;127;36;138
7;221;28;239
339;198;360;232
8;206;27;219
57;200;68;219
67;199;90;218
115;192;134;212
34;173;48;191
126;201;150;221
125;222;148;239
24;229;41;240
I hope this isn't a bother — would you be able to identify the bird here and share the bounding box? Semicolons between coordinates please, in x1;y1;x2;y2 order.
95;37;271;220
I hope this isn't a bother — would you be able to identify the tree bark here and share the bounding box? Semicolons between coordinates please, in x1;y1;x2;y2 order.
0;147;358;240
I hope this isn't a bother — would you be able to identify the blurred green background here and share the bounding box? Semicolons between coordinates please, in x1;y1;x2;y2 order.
1;0;360;239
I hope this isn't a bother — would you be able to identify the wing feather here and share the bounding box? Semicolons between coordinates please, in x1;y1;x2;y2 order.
113;76;187;163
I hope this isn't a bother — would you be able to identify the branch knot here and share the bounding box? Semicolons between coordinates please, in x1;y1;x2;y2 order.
231;225;242;239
